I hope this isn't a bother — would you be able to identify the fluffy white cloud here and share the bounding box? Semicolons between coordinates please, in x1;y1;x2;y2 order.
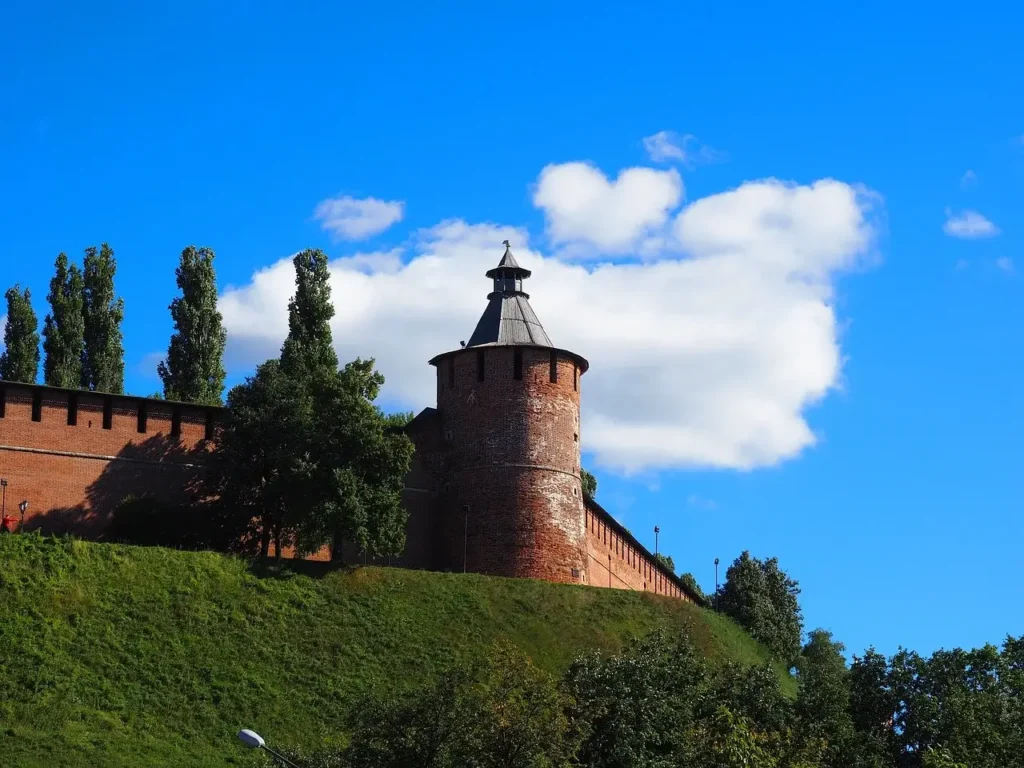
532;162;683;256
960;170;977;187
313;195;405;240
221;164;880;475
943;209;999;239
996;257;1014;273
642;131;726;167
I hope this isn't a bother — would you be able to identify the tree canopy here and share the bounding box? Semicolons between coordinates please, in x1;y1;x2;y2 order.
716;551;804;665
0;285;40;383
42;253;85;388
158;245;227;405
80;243;125;393
581;468;597;501
209;252;413;560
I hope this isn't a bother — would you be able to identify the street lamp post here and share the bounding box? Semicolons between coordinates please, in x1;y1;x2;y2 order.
654;526;660;556
714;557;720;610
19;500;28;529
238;729;304;768
1;479;7;521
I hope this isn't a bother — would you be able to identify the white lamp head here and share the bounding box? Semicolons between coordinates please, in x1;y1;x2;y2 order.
238;729;266;749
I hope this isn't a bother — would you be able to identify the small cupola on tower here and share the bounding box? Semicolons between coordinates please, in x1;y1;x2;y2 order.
467;241;553;348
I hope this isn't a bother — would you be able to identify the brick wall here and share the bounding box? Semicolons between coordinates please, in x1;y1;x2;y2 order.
584;503;693;602
432;345;588;583
0;383;218;535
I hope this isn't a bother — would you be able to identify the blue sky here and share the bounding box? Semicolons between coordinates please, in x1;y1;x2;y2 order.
2;1;1022;660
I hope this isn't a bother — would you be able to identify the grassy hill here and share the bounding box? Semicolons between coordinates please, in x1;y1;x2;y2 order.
0;534;792;767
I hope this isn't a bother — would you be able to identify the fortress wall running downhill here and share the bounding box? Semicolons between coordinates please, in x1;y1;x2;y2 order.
0;382;219;536
584;501;694;602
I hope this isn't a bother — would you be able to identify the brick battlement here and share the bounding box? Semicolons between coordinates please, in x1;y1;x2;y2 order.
0;382;222;535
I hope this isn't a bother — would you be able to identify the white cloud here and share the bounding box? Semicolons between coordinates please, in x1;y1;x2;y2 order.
642;131;726;167
943;209;999;239
313;195;405;240
137;351;164;379
0;314;6;355
532;162;683;256
996;257;1014;274
687;494;718;510
960;170;977;187
221;165;880;475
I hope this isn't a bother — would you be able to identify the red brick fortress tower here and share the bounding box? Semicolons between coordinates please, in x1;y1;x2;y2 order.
429;242;590;584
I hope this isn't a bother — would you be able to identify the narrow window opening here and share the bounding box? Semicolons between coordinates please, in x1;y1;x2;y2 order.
102;397;113;429
476;349;485;382
447;358;455;387
0;384;7;418
67;393;78;426
513;349;522;380
31;390;42;422
549;351;558;383
171;407;182;438
573;364;578;392
204;410;215;441
137;402;148;434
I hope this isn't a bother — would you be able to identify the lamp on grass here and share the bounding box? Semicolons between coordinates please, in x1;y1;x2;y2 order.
237;729;303;768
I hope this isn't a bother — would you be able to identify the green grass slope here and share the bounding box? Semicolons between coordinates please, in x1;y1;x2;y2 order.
0;534;791;767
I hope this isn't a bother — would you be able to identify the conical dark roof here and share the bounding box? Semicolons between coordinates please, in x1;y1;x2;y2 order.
485;240;531;278
467;242;551;348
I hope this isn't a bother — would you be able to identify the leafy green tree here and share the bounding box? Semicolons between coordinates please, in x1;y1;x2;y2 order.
42;253;85;388
716;551;803;665
795;630;856;767
80;243;125;393
565;631;708;767
921;749;969;768
280;248;338;376
338;642;573;768
158;245;227;405
849;647;897;766
293;359;414;560
0;285;40;383
711;662;794;737
679;572;706;603
213;359;312;558
211;256;412;561
581;468;597;500
382;410;416;428
653;553;675;573
681;706;781;768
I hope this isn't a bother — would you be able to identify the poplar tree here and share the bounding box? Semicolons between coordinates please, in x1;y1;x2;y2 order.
80;243;125;393
42;253;85;388
0;285;40;383
158;245;227;405
280;248;339;376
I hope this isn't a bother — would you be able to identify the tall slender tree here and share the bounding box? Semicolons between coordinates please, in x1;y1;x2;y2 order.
80;243;125;393
42;253;85;388
158;245;227;405
0;285;40;383
280;248;338;376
